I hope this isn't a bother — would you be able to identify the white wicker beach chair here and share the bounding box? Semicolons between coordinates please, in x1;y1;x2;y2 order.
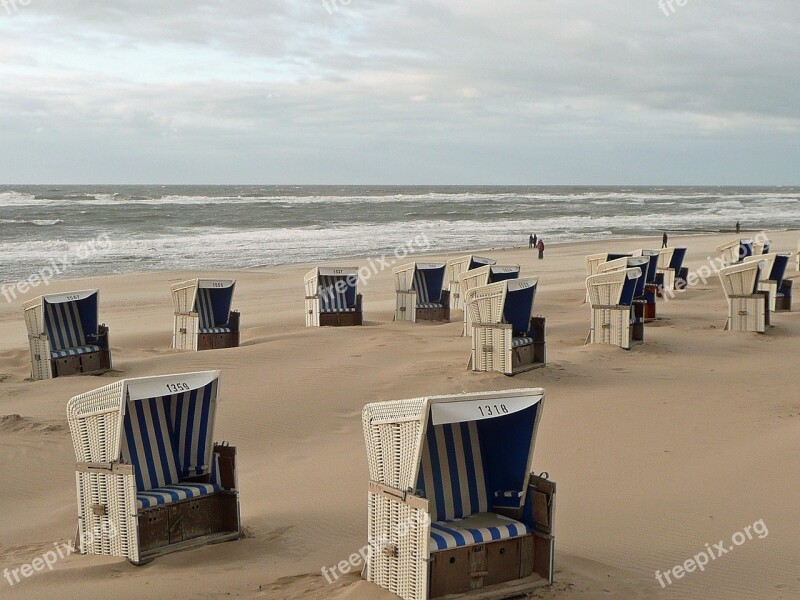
304;267;363;327
445;255;496;311
394;263;450;322
656;247;689;292
66;371;242;564
464;278;545;375
716;238;755;266
744;253;792;312
22;289;111;380
584;252;631;302
753;237;771;257
586;268;643;349
718;261;769;333
363;388;555;600
458;265;521;337
171;279;240;351
597;257;650;329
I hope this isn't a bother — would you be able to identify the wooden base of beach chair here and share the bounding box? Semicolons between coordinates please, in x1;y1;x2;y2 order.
318;311;363;327
643;285;658;321
197;332;240;351
135;444;241;564
51;348;111;378
136;492;241;563
429;533;549;599
196;311;240;350
416;306;451;322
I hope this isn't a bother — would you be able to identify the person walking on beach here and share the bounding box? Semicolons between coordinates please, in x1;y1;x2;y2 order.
529;234;534;249
736;221;741;233
537;239;545;259
533;233;537;248
662;231;668;248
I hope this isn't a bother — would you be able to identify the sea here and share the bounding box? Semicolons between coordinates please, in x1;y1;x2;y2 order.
1;185;798;284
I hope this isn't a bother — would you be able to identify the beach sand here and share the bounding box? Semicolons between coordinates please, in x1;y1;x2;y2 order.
0;231;798;600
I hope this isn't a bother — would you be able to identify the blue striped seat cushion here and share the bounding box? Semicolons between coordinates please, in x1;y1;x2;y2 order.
198;327;231;334
137;482;219;510
416;301;443;309
511;337;534;348
320;307;358;313
430;513;530;551
51;344;101;359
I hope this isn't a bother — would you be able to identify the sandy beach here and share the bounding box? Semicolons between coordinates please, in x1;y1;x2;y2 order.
0;230;798;600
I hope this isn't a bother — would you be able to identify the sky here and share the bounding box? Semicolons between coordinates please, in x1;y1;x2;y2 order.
0;0;798;185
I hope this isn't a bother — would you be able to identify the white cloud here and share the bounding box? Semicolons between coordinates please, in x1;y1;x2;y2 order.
0;0;798;183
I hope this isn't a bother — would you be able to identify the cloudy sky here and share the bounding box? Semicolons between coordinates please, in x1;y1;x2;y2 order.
0;1;797;184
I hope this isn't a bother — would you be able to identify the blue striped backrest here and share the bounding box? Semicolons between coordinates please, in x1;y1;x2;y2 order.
170;385;216;478
413;268;444;304
417;421;488;521
318;275;355;310
44;300;86;352
122;397;181;491
195;288;216;329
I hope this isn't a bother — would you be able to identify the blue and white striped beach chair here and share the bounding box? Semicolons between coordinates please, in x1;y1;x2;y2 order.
304;267;363;327
445;255;496;310
171;279;240;351
22;289;111;380
719;261;770;332
465;277;546;374
745;252;793;312
67;371;242;564
657;247;689;291
363;388;556;599
393;262;450;322
586;267;643;349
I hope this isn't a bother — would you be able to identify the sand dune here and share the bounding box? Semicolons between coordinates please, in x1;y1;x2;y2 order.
0;231;798;599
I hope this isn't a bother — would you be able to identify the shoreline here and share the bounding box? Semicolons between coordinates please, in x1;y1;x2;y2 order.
2;228;797;292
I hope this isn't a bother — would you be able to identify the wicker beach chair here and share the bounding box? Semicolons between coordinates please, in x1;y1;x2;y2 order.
744;253;793;312
586;267;643;349
598;257;650;330
171;279;240;351
656;247;689;292
22;289;111;380
66;371;242;564
304;267;363;327
716;238;755;266
584;252;631;302
464;278;545;375
718;261;769;333
753;237;771;256
394;262;450;322
458;265;521;337
445;255;496;311
363;388;555;600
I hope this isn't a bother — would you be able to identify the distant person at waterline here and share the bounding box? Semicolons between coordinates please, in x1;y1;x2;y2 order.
529;234;534;249
662;232;669;248
537;239;545;259
736;221;741;233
